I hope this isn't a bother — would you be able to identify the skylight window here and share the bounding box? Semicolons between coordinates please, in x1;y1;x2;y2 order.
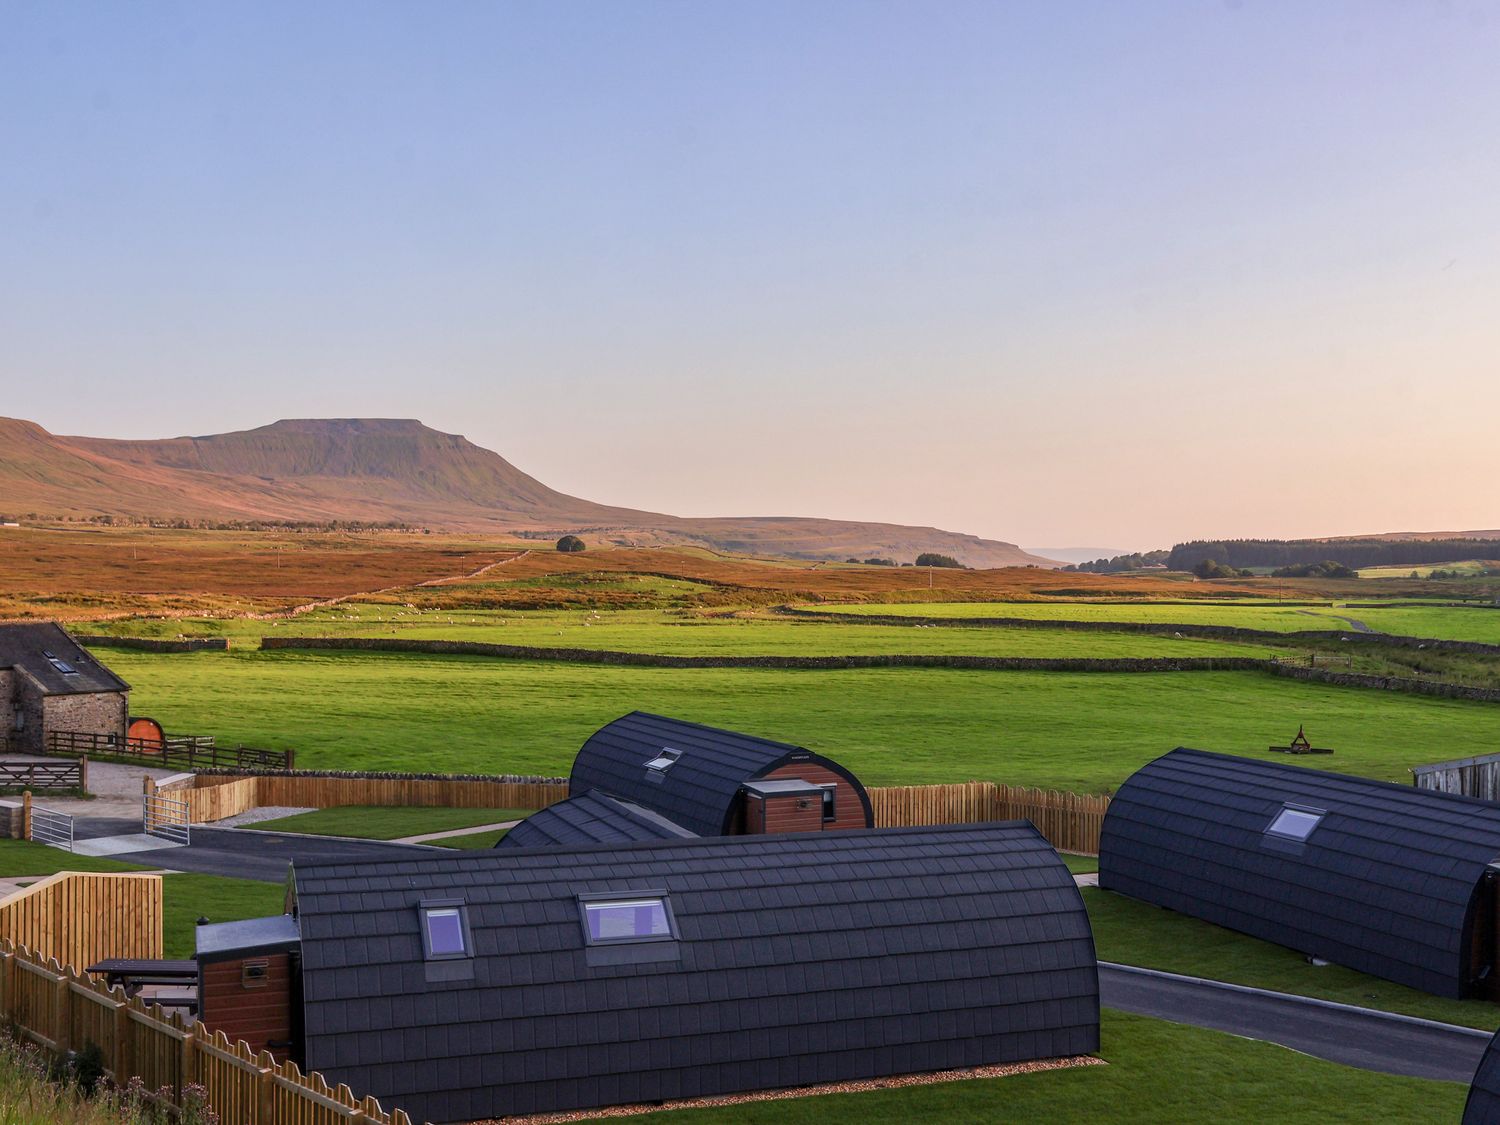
580;893;676;945
419;901;472;960
42;651;77;675
644;747;681;773
1266;805;1325;842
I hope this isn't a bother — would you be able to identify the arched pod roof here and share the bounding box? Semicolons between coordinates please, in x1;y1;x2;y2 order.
1100;747;1500;998
498;789;696;850
294;821;1099;1124
568;711;872;837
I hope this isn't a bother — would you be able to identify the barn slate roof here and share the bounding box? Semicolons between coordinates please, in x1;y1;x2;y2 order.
497;789;697;850
1099;747;1500;997
567;711;871;837
294;821;1099;1124
0;622;129;696
1464;1027;1500;1125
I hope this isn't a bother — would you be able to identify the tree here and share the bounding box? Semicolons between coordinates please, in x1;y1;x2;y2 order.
556;534;586;553
915;553;965;569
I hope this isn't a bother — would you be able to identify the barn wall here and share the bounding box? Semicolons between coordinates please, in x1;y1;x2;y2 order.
760;762;870;830
200;953;296;1063
6;671;46;755
43;692;128;746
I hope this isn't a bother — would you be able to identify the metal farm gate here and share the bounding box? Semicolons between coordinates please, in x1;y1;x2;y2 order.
143;791;190;845
27;804;74;851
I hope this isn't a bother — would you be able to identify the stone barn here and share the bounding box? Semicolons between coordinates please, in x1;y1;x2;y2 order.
0;623;129;755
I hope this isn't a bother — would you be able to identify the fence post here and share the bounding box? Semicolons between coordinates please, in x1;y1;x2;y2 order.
21;791;31;840
78;756;88;795
53;970;71;1054
112;993;130;1084
257;1050;277;1123
286;748;295;771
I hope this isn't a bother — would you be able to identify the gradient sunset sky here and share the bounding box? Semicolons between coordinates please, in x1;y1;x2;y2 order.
3;1;1497;550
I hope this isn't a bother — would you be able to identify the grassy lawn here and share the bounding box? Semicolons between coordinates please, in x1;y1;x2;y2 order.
0;840;147;878
104;649;1500;792
161;873;287;959
813;600;1500;644
1061;853;1098;875
435;827;510;849
245;805;533;839
1085;887;1500;1031
643;1009;1464;1124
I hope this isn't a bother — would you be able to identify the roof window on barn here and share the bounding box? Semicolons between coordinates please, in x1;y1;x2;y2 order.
644;747;681;775
1266;804;1325;842
580;893;676;945
419;901;472;960
42;651;78;675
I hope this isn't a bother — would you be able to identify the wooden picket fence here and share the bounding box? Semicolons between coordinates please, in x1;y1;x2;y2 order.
0;872;162;969
156;772;570;824
869;782;1110;855
0;941;416;1124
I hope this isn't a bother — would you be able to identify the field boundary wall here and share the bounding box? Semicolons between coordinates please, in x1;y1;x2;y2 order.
260;635;1263;672
74;635;229;652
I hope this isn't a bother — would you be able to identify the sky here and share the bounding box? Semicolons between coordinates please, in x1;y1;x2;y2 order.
3;1;1498;551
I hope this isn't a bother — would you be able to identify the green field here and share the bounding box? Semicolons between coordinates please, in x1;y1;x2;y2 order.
102;649;1497;792
645;1009;1463;1124
246;805;532;839
1084;888;1500;1030
811;600;1500;643
85;606;1277;659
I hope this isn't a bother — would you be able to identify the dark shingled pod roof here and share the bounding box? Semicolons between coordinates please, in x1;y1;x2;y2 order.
294;821;1100;1124
567;711;871;837
1099;747;1500;998
1465;1028;1500;1124
0;622;129;696
498;789;696;850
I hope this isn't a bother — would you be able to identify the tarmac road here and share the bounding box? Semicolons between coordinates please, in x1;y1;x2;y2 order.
1100;962;1491;1082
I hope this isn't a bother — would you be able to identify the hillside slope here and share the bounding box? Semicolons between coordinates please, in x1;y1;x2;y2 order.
1;417;1053;567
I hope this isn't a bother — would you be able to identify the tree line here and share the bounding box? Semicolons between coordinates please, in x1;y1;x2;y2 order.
1168;538;1500;571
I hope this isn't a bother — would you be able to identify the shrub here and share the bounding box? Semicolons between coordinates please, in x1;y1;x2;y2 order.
555;535;586;553
915;553;965;569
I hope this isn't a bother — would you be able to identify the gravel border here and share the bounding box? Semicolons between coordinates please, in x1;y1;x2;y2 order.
469;1055;1105;1122
210;806;316;827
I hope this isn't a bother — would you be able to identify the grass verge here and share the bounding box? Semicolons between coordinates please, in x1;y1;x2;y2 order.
642;1009;1465;1123
1085;887;1500;1030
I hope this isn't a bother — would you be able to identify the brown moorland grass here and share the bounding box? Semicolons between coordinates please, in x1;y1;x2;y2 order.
0;526;520;618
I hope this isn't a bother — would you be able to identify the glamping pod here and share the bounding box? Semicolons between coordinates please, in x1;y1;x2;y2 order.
1465;1027;1500;1124
293;822;1099;1123
503;711;874;848
1100;747;1500;999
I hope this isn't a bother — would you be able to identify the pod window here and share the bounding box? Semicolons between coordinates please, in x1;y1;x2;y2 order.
645;747;681;774
580;892;676;945
419;900;472;960
1266;804;1324;842
821;784;837;822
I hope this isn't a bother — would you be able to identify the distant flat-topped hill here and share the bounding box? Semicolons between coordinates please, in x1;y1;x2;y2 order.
0;416;1053;568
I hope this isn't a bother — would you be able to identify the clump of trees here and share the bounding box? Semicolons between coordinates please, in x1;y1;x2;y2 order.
556;535;586;553
1062;550;1170;574
915;553;966;569
1193;559;1253;579
1271;560;1357;579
